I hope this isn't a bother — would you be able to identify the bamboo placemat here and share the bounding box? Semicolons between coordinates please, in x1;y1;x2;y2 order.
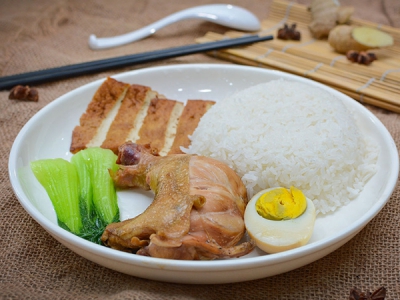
196;0;400;113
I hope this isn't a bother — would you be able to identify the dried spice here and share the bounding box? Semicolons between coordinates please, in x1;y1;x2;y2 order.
346;50;360;63
277;23;301;40
345;50;377;65
349;286;386;300
357;52;377;65
8;85;39;102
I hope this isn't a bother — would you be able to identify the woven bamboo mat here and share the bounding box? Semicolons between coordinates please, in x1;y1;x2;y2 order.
196;0;400;113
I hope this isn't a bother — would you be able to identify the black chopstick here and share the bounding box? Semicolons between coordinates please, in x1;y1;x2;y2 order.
0;34;273;90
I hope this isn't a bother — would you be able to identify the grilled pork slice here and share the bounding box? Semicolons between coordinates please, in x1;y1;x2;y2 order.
168;100;215;155
70;77;129;154
136;98;184;156
100;84;161;154
70;77;215;156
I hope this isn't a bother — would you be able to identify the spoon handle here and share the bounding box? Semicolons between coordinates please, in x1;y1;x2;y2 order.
89;9;194;50
88;4;260;50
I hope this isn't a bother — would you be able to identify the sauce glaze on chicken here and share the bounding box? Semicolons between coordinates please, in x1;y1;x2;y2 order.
101;142;255;260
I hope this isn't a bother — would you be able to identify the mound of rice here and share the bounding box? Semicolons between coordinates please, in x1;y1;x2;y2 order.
185;79;379;215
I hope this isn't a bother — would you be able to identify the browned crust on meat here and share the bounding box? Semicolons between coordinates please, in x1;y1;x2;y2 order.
168;100;215;155
70;77;129;154
70;77;215;156
100;84;151;154
136;98;181;154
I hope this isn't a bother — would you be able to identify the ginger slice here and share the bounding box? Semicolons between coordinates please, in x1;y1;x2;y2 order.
352;26;394;48
328;25;394;54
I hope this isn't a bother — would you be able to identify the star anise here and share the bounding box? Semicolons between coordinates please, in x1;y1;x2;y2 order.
349;286;386;300
277;23;301;40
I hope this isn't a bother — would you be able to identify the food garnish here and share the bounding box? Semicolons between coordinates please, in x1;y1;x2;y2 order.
244;187;316;254
31;147;119;244
31;158;83;234
71;147;119;225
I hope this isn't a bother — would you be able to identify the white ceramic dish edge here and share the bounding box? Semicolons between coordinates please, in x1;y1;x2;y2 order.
8;64;399;284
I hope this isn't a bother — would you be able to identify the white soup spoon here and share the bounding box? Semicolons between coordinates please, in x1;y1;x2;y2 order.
89;4;261;50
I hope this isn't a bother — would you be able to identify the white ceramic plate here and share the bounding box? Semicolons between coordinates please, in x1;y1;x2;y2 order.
9;64;399;284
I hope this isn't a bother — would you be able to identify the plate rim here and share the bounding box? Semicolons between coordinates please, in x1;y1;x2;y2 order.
8;63;399;274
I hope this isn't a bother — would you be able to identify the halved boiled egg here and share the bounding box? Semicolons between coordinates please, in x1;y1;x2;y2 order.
244;186;316;254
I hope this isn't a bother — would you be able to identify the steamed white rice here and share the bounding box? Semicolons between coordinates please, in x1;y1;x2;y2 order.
184;79;379;215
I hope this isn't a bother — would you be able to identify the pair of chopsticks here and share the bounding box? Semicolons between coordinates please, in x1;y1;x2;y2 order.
0;34;273;90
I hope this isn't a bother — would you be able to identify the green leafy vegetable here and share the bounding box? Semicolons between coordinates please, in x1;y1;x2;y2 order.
31;147;120;244
31;158;83;234
73;148;119;225
70;150;94;224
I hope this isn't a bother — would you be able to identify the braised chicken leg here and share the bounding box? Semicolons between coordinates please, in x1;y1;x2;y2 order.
101;142;254;260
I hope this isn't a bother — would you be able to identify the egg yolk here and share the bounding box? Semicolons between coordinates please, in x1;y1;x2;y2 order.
255;186;307;220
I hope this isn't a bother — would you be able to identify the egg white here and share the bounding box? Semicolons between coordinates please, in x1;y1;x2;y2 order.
244;188;316;254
